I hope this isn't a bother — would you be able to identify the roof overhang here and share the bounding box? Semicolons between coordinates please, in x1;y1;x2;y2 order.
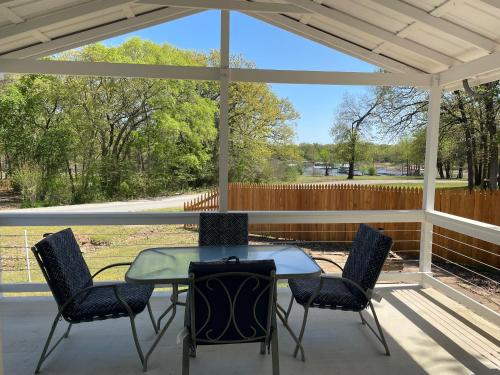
0;0;498;89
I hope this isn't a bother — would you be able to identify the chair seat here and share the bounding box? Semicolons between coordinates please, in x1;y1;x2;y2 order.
288;277;367;311
64;283;154;322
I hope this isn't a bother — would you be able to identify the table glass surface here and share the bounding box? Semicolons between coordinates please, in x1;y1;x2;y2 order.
125;245;321;284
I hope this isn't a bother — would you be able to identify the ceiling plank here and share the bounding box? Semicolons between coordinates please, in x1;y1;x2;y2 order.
369;0;498;53
138;0;310;13
0;0;136;41
249;12;421;73
287;0;459;67
1;8;200;59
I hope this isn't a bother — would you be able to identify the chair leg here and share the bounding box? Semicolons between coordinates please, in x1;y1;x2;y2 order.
271;311;280;375
35;313;63;373
367;301;390;356
63;323;72;338
293;306;309;361
284;295;294;323
182;334;190;375
260;342;266;355
128;314;146;369
146;302;158;334
358;311;366;325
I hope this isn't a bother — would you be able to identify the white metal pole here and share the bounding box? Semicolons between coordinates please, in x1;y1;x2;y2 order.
218;10;230;212
419;75;441;273
24;229;31;282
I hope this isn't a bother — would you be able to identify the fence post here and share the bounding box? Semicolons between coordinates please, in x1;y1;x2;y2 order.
24;229;31;282
419;76;441;274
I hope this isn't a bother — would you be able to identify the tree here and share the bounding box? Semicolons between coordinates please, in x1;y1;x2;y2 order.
331;91;384;179
0;38;299;205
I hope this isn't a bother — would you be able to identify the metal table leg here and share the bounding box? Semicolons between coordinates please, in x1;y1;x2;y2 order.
276;304;306;361
143;285;179;371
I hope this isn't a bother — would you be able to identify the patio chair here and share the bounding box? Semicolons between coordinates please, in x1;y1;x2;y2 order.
198;212;249;246
285;224;392;361
182;256;279;375
31;228;157;373
157;212;249;329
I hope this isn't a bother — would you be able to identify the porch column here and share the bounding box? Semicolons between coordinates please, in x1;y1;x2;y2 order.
218;10;230;212
419;75;441;273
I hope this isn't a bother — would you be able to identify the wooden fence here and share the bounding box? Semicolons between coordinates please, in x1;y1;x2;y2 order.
184;183;500;268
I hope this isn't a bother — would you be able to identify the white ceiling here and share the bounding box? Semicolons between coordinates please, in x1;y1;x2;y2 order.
0;0;499;86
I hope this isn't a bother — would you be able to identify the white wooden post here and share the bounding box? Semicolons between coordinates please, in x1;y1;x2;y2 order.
419;75;441;273
218;10;230;212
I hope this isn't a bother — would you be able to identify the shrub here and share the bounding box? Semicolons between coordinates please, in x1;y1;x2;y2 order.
12;164;43;207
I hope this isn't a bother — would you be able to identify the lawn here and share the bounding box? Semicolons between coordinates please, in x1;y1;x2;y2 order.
0;223;199;285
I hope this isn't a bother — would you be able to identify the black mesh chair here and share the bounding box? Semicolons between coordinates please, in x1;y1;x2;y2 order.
31;228;157;373
182;257;279;375
285;224;393;361
198;212;249;246
157;212;249;330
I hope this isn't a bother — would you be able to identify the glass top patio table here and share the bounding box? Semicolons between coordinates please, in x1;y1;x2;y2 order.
125;245;321;284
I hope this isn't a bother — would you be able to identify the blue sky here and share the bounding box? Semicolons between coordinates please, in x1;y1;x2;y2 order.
105;11;376;144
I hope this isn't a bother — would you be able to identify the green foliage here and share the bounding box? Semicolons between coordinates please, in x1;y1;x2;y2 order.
0;38;298;204
12;164;43;207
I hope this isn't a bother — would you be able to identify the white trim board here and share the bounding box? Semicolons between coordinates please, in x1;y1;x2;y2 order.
0;58;432;87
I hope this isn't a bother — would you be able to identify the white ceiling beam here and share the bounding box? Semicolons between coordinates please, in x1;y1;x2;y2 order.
0;4;23;23
231;68;431;86
0;0;136;42
0;58;431;86
138;0;310;13
1;8;200;59
439;50;500;86
0;59;221;80
122;4;136;19
249;12;421;73
370;0;498;52
287;0;459;67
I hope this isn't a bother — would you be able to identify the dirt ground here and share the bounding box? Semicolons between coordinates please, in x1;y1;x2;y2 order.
248;236;499;314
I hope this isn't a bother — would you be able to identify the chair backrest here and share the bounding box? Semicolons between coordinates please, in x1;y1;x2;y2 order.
198;212;248;246
188;257;276;346
342;224;393;292
32;228;92;307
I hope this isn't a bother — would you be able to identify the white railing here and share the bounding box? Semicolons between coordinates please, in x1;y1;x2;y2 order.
0;209;498;325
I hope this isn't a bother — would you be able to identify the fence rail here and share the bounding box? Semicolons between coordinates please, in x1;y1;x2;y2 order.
184;183;500;267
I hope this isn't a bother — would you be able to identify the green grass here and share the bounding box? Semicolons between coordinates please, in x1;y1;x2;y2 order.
295;175;469;189
296;175;425;183
0;224;199;286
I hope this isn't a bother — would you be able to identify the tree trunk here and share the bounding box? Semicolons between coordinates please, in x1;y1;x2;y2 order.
445;161;452;179
437;160;445;179
483;83;498;190
347;161;354;179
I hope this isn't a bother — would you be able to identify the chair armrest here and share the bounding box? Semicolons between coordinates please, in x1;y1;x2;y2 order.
91;262;132;279
311;257;344;272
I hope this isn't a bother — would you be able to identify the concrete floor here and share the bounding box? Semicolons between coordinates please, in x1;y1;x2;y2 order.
1;286;498;375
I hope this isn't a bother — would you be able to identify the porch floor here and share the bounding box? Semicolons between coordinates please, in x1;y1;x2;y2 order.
1;286;498;375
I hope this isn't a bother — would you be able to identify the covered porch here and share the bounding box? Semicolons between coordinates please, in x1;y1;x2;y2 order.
0;0;499;374
2;287;499;374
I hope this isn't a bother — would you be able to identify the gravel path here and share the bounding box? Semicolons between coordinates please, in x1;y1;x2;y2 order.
2;192;203;213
